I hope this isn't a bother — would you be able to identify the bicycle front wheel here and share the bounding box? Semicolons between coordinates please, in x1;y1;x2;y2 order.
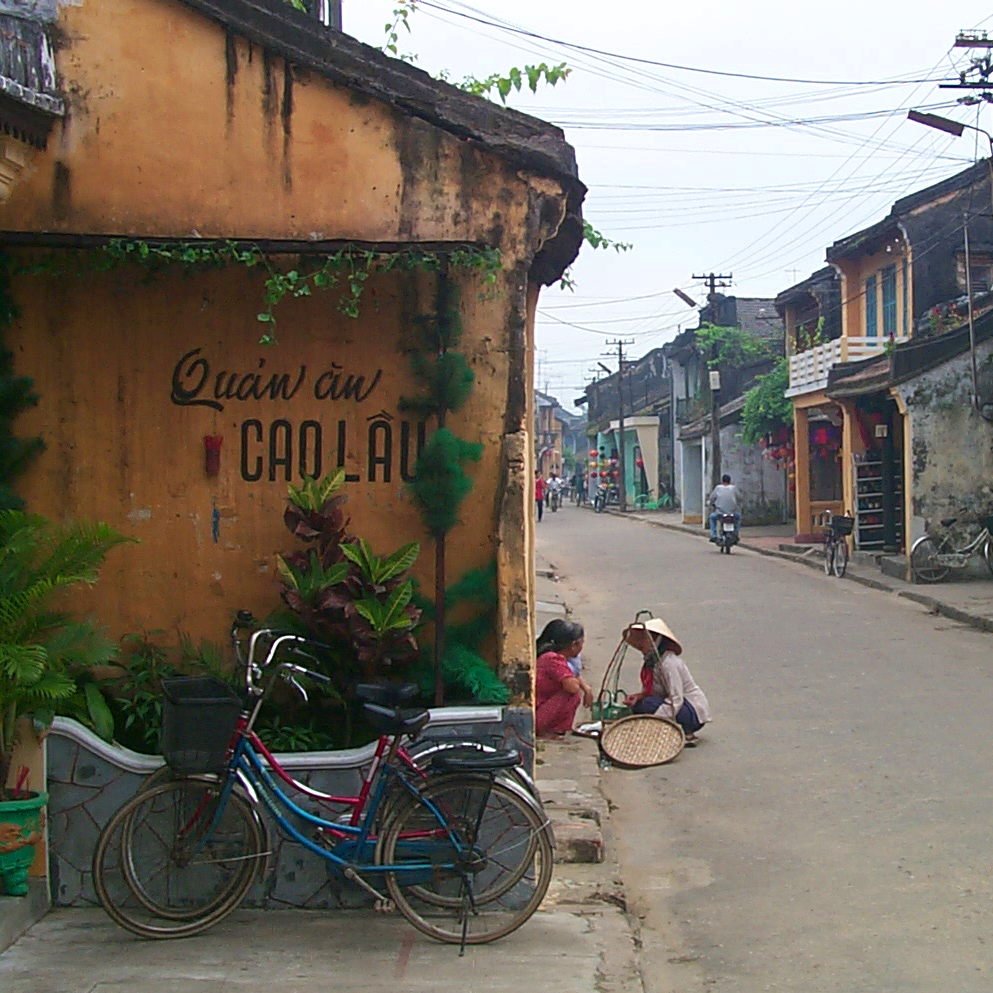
983;537;993;578
832;539;849;578
379;777;553;945
92;779;265;939
823;539;834;576
910;536;950;583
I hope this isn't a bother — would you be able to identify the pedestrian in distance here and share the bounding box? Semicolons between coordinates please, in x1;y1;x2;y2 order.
535;618;594;737
535;473;545;522
622;617;710;744
708;473;742;541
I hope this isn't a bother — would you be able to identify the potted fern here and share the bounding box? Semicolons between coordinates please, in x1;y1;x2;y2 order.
0;509;130;895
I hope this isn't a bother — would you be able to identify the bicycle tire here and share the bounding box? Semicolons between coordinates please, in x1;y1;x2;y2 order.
823;539;834;576
385;775;545;908
910;535;950;583
984;537;993;579
93;779;265;939
832;538;848;578
379;777;552;945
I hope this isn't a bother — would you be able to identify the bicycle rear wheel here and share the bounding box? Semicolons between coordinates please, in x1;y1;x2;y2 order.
832;539;848;578
379;777;552;945
92;779;265;939
910;536;950;583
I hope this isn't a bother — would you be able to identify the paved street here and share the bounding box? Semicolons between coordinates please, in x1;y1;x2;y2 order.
539;505;993;993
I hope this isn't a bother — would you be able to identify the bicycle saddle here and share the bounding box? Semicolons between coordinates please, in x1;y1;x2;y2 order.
940;518;958;528
363;703;430;736
430;746;520;773
355;682;420;706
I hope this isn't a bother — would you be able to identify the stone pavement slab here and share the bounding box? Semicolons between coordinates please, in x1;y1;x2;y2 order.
0;905;636;993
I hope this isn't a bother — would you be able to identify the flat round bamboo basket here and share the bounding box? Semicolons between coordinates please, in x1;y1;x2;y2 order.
598;715;685;768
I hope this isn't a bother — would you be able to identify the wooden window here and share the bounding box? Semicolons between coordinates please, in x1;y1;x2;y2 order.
957;253;993;293
882;265;897;336
902;258;909;336
865;274;877;337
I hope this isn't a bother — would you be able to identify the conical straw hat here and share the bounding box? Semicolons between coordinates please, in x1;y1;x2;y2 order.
622;617;683;655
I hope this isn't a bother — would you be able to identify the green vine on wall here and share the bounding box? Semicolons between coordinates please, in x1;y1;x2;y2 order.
13;239;500;345
100;240;501;344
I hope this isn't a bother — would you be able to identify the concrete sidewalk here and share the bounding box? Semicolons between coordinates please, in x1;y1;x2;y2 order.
609;508;993;636
0;568;638;993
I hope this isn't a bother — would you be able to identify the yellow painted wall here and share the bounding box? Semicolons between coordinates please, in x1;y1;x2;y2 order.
11;261;514;646
836;236;911;341
3;0;548;257
0;0;574;691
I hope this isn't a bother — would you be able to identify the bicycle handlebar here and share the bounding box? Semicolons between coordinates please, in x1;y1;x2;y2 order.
231;611;335;698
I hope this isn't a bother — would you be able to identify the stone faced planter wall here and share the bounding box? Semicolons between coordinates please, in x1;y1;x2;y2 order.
49;707;533;910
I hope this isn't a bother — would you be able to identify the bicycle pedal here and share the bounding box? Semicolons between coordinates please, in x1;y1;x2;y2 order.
374;899;395;914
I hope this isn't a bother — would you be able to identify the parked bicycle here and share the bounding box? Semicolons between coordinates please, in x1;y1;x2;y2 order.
910;511;993;583
92;626;553;951
822;512;853;578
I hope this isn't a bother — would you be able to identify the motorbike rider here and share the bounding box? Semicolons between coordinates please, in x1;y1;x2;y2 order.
547;471;564;510
708;473;741;541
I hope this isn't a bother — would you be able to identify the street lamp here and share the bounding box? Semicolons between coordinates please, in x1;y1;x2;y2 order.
907;109;993;152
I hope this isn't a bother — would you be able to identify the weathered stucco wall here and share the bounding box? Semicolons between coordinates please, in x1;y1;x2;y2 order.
897;340;993;542
0;0;581;695
10;260;518;654
3;0;552;254
720;423;788;525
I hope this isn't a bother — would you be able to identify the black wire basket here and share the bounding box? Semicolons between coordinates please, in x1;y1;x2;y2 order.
829;515;854;536
984;514;993;535
160;676;242;774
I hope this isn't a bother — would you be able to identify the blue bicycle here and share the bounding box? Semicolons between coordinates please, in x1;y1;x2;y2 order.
92;629;552;950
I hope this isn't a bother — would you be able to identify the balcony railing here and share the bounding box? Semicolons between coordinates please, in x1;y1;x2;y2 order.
786;335;908;396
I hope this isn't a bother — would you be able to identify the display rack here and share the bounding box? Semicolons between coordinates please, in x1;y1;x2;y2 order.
853;454;902;551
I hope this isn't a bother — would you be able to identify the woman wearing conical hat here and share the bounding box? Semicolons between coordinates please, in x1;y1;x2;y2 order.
622;618;711;744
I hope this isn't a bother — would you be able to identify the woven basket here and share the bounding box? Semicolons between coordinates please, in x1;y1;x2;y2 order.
598;715;685;768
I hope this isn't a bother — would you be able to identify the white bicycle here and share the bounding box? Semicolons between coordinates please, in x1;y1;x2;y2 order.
909;512;993;583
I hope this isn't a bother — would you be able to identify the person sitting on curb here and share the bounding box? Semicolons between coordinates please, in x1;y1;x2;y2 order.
622;617;711;744
708;473;741;541
535;618;594;737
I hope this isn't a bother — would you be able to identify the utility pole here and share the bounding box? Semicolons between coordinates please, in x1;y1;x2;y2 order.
692;273;733;493
604;339;634;512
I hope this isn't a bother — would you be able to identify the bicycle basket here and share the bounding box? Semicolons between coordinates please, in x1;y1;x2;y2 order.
830;515;854;536
160;676;242;774
984;515;993;535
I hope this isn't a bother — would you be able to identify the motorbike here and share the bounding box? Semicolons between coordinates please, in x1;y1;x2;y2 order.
593;483;618;513
716;514;739;554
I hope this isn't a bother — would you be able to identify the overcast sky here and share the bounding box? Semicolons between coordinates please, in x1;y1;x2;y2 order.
341;1;993;411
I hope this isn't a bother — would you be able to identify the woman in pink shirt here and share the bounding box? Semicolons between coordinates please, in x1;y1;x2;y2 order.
535;619;593;737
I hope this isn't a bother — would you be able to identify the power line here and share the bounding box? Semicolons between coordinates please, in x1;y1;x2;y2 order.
418;0;953;87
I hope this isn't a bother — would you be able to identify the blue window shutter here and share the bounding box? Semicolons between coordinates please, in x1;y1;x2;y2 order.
865;275;877;337
882;265;897;335
902;258;909;336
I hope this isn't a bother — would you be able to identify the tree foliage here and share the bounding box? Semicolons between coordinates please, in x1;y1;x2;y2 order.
740;357;792;445
695;323;770;369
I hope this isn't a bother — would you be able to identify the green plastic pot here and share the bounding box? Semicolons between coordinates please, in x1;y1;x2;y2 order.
0;791;47;896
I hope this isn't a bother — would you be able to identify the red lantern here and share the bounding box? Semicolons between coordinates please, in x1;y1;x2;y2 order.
589;450;598;458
